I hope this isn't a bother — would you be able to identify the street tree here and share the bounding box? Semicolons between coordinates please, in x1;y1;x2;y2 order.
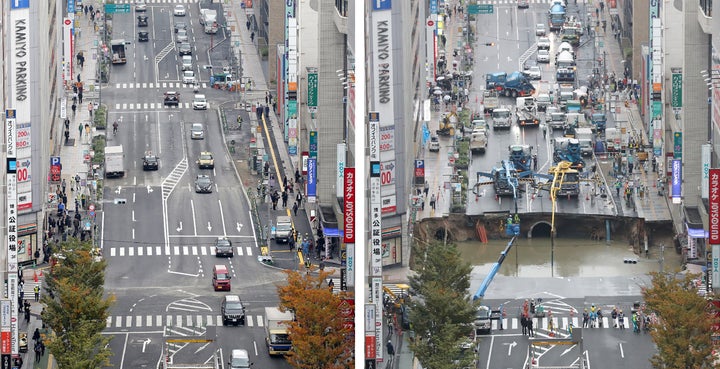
642;271;719;369
42;239;114;368
277;269;353;369
408;241;478;369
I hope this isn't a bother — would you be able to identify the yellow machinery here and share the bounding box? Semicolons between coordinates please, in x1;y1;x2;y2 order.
383;284;411;309
547;161;580;235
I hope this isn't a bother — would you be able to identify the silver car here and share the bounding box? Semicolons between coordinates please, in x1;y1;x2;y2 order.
536;49;550;63
190;123;204;139
195;175;213;193
176;29;189;43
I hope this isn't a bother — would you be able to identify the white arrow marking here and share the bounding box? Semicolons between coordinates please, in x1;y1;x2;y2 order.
177;222;183;232
507;56;513;62
115;186;122;194
207;222;212;232
236;223;243;232
618;342;624;358
147;185;153;193
165;73;169;78
561;344;576;357
507;341;517;356
142;338;151;353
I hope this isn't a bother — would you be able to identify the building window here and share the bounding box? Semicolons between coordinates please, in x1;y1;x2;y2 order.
335;0;348;17
701;0;713;17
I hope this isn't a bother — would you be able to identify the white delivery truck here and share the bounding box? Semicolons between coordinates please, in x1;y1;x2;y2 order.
200;9;218;33
265;307;293;356
105;145;125;178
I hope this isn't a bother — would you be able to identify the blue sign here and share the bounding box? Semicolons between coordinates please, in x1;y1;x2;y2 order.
68;0;75;14
7;159;16;173
11;0;30;9
307;159;317;199
372;0;392;11
50;156;61;166
430;0;438;14
672;160;682;200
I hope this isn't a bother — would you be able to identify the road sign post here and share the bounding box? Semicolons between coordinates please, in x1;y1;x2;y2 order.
104;3;130;13
468;4;493;14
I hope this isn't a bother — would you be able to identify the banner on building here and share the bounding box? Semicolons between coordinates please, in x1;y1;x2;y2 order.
712;245;720;289
337;143;346;198
702;145;712;200
709;169;720;244
307;158;317;203
671;160;682;204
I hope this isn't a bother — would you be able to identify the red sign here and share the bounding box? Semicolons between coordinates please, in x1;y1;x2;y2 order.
710;169;720;244
50;165;61;182
1;331;10;354
64;19;71;25
343;168;355;244
339;298;355;331
365;335;376;359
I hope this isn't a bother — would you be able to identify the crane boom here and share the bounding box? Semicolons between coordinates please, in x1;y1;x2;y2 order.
473;236;517;300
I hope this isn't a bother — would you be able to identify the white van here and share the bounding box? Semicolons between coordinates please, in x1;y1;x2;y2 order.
229;349;252;368
181;55;193;71
192;94;207;110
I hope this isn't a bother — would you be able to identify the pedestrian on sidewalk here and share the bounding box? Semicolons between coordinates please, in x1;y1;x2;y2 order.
386;340;395;356
75;174;81;191
264;105;270;118
292;202;298;216
527;318;534;337
32;328;40;343
88;102;94;117
521;315;528;335
85;123;91;139
281;191;288;208
296;192;303;207
35;342;42;362
84;5;88;16
62;179;67;194
430;194;436;210
71;102;77;117
78;91;83;104
251;32;255;43
24;309;30;323
246;20;250;30
34;285;40;302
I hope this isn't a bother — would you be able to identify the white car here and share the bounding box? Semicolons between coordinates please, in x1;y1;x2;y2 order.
176;29;189;43
536;49;550;63
537;37;551;50
536;23;546;36
183;70;196;84
135;0;147;12
523;66;542;80
173;5;186;16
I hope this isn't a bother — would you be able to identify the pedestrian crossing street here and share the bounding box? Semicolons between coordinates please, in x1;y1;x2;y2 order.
113;0;199;4
488;315;628;331
105;314;265;329
113;82;209;90
107;245;255;257
113;102;195;110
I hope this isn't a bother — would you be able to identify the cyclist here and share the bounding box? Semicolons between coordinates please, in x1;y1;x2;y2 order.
112;121;119;135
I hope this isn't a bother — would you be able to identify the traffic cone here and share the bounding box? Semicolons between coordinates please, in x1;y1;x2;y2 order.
33;270;38;283
39;270;43;278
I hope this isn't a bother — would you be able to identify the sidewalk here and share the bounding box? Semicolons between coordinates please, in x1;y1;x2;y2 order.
597;4;673;224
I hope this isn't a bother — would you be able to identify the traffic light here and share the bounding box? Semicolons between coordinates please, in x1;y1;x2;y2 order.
484;42;495;46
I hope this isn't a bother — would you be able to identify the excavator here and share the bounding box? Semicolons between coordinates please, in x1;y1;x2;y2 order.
437;111;458;136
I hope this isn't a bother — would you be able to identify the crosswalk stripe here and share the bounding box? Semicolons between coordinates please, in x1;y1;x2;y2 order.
183;246;189;255
192;246;198;255
110;248;116;257
216;316;222;326
237;247;243;256
174;246;180;255
210;248;217;256
246;247;253;256
137;247;143;256
136;316;142;327
156;246;162;255
116;316;122;328
246;316;254;327
176;315;183;327
107;317;112;328
157;315;163;327
206;315;213;326
120;248;125;257
201;247;208;255
196;315;202;326
126;316;132;328
186;315;192;326
129;248;135;256
166;315;172;326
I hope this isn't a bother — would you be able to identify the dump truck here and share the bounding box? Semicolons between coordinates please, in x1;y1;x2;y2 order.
469;128;488;154
105;145;125;178
515;97;539;126
265;307;293;356
482;89;499;113
200;9;218;34
110;39;127;64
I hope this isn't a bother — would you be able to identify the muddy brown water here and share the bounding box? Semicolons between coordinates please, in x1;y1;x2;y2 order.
456;237;683;278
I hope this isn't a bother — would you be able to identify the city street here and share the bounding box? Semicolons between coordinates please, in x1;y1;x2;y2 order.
459;2;618;217
97;2;292;368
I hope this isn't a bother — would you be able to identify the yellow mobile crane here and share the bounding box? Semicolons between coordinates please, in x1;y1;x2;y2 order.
547;161;581;235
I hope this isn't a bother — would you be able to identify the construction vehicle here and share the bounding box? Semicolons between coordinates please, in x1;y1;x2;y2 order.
473;236;518;300
553;138;585;171
383;284;411;309
556;67;576;82
491;107;512;129
470;128;489;154
556;50;576;70
548;2;567;31
575;127;594;157
474;306;492;334
199;9;218;33
515;97;540;126
501;71;536;97
105;145;125;178
509;145;533;172
557;83;575;110
590;112;607;132
560;24;580;46
437;111;458;136
547;109;567;129
486;72;507;91
110;39;127;64
482;89;499;112
604;127;622;152
477;160;533;200
265;307;293;356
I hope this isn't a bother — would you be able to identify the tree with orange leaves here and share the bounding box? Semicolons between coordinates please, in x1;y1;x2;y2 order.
277;269;354;369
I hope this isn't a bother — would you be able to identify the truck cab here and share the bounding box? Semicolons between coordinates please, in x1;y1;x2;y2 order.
491;107;512;129
474;305;492;334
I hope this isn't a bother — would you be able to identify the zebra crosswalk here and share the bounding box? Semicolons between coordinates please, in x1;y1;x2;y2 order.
113;82;209;90
476;0;575;5
105;314;265;329
113;102;193;110
107;245;255;257
328;279;407;296
487;315;627;331
114;0;199;4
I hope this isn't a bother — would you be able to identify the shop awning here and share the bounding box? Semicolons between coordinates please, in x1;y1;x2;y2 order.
686;223;708;239
323;228;343;238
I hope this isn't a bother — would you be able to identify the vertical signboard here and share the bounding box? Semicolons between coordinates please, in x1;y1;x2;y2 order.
307;69;318;111
343;168;355;287
1;300;10;356
702;145;712;200
371;0;397;217
673;132;682;159
63;18;74;83
10;0;32;214
368;110;384;364
671;69;682;110
671;160;682;204
309;131;318;159
709;169;720;245
336;143;346;198
285;1;298;155
414;159;425;185
426;18;436;83
6;108;19;355
307;158;317;203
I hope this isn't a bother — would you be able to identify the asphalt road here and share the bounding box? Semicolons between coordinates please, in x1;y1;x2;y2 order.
100;4;292;369
478;296;655;369
464;2;618;219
